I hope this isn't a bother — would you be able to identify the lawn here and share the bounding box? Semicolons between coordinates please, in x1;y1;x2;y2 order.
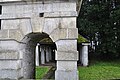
78;60;120;80
35;66;51;79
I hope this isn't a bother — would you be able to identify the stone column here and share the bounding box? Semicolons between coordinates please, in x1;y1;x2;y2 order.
48;47;52;61
46;46;49;62
81;43;90;67
35;43;39;66
55;40;78;80
79;45;82;63
41;45;45;64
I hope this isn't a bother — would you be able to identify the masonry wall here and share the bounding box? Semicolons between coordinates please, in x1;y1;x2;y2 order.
0;1;79;79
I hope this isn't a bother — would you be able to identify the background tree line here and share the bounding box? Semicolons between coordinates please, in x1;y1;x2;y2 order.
78;0;120;60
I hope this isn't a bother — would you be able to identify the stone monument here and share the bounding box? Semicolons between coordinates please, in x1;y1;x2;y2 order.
0;0;83;80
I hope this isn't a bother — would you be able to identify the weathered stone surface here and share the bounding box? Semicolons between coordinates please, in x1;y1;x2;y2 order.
0;30;9;39
41;46;45;64
19;19;32;35
57;61;77;70
1;19;20;29
50;28;67;42
0;0;82;80
56;40;77;51
31;17;44;33
43;18;59;35
32;3;44;13
0;69;22;79
60;17;76;28
0;40;19;51
43;17;76;35
50;28;78;42
2;5;16;14
20;42;36;79
55;70;78;80
9;29;23;41
52;2;76;12
0;0;22;2
1;2;76;14
0;60;21;70
44;11;77;18
81;43;90;67
56;51;78;60
0;13;31;19
68;28;78;39
0;51;19;59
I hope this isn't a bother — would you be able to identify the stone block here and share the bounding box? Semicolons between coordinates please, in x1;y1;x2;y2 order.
0;51;19;59
0;60;22;70
0;30;8;39
68;28;78;39
0;69;22;79
22;5;32;14
57;61;77;71
19;19;32;35
43;3;53;12
32;3;44;13
19;51;23;59
43;18;59;35
2;5;16;14
1;19;20;29
55;70;78;80
15;4;24;14
56;51;78;60
56;40;77;51
31;17;44;33
0;40;19;51
52;2;76;12
49;28;78;42
61;17;76;28
9;29;23;41
50;28;67;42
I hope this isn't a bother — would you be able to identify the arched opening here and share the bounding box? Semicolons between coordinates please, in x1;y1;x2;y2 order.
20;32;56;79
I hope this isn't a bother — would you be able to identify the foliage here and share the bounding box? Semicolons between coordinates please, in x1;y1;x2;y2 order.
78;0;120;59
78;60;120;80
77;34;89;43
39;38;53;43
35;66;50;79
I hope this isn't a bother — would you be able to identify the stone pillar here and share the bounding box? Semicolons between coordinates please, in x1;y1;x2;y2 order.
36;43;39;66
41;45;45;64
55;40;78;80
81;43;90;67
21;41;36;79
79;45;82;63
48;47;52;61
46;46;49;62
0;40;23;79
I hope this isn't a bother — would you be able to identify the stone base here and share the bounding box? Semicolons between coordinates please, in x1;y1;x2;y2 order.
55;70;79;80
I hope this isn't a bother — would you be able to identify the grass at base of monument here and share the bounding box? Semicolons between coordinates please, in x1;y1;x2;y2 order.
35;66;51;79
78;59;120;80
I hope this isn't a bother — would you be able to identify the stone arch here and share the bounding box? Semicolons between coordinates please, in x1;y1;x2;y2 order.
19;32;56;79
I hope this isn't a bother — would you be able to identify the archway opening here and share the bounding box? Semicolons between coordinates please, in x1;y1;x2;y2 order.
21;32;56;79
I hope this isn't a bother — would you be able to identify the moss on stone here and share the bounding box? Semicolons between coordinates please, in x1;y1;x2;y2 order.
77;34;89;43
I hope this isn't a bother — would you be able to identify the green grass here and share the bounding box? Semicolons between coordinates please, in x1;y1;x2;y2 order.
78;60;120;80
35;66;50;79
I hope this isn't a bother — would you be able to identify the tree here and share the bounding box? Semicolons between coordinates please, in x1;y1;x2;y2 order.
78;0;120;59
